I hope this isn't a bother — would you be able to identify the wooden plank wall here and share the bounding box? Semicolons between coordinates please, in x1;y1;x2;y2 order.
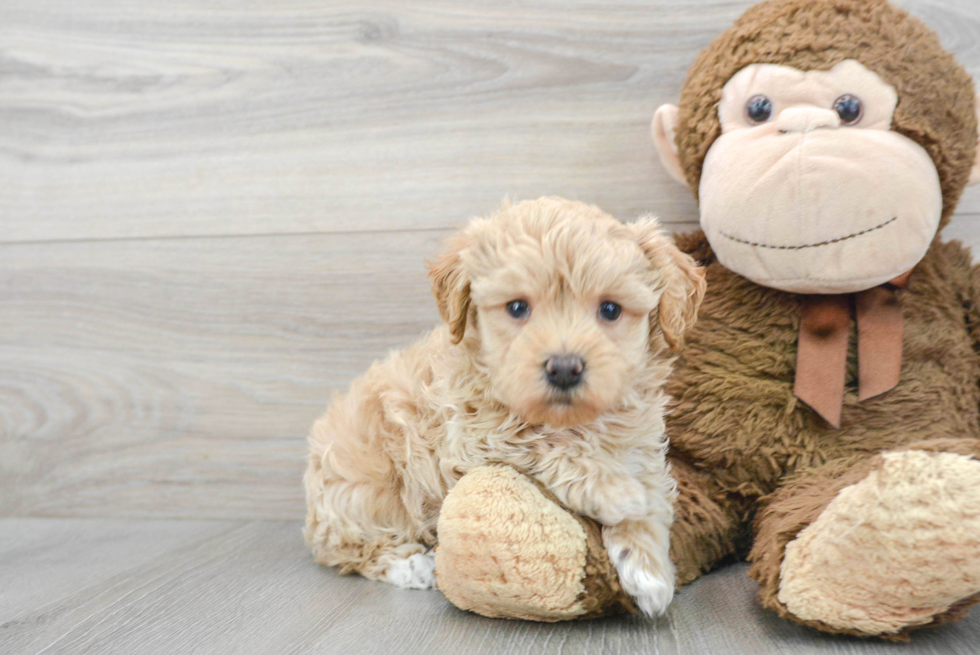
3;0;979;519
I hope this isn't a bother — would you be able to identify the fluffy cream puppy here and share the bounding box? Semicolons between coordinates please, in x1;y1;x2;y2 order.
304;197;705;616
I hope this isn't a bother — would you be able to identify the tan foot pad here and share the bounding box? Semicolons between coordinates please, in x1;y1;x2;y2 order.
435;463;634;621
778;450;980;635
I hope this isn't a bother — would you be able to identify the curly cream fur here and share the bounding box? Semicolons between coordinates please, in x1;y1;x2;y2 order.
303;197;704;613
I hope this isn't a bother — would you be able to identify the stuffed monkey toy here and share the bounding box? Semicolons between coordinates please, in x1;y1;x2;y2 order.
436;0;980;640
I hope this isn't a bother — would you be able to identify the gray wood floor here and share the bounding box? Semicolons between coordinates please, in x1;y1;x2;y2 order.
4;0;980;652
2;518;979;655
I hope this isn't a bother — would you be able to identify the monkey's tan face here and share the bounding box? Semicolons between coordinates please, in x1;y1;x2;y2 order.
699;60;943;293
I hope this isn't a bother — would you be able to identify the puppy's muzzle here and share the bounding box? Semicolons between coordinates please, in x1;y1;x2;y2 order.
544;355;585;391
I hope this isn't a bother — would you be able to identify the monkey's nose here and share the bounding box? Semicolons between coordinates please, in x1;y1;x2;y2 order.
544;355;585;391
777;107;840;133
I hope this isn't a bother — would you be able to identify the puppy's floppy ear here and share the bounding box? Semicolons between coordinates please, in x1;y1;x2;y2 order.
628;217;706;350
428;234;471;344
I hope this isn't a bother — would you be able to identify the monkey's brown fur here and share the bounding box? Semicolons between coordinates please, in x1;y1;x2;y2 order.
665;0;980;639
667;233;980;640
676;0;977;225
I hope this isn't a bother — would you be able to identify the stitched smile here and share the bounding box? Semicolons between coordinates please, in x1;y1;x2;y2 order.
720;217;897;250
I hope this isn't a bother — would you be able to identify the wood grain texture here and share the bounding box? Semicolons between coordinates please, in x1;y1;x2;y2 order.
3;518;979;655
0;229;444;519
1;0;978;243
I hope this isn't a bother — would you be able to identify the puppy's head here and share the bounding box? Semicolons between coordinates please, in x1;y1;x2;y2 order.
429;197;705;427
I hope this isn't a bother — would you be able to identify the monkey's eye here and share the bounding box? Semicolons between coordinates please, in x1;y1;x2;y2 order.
745;95;773;124
598;301;622;322
505;300;530;319
833;94;863;125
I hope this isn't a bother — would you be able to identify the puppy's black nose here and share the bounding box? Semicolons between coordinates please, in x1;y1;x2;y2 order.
544;355;585;391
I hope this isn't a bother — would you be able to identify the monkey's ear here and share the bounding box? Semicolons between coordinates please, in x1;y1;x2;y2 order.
652;105;687;186
969;93;980;186
428;236;471;344
629;218;707;350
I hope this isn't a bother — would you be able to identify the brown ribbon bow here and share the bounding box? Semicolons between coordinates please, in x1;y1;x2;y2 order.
793;272;911;428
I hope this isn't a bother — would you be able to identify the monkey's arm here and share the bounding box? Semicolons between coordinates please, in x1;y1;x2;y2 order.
965;260;980;352
950;241;980;396
668;456;745;587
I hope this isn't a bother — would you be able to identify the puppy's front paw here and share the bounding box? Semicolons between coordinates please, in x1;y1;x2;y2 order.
592;479;648;526
606;541;675;617
384;551;436;590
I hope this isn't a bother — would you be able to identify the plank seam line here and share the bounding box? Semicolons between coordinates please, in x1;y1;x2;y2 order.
0;226;455;247
0;218;709;248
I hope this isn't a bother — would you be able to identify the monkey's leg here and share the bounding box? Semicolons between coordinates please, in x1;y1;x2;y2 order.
435;459;742;619
668;457;745;588
749;440;980;640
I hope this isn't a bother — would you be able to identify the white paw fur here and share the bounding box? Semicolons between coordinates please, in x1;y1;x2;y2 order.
384;551;436;590
606;541;675;617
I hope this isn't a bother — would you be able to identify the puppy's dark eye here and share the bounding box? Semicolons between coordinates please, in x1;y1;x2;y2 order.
746;95;773;124
598;301;622;322
506;300;530;319
833;94;862;125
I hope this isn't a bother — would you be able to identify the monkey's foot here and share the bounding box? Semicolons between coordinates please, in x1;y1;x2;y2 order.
778;450;980;637
435;463;636;621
